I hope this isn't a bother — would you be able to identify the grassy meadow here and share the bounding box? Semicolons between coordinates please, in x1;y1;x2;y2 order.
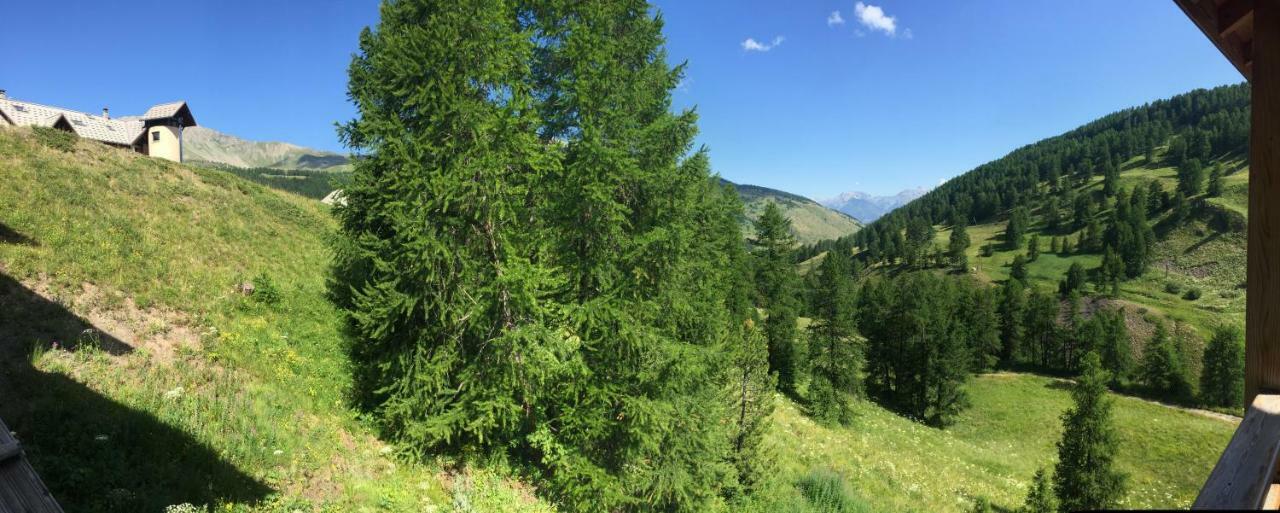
0;127;550;512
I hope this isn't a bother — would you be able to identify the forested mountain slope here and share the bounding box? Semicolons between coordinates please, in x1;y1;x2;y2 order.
828;83;1249;340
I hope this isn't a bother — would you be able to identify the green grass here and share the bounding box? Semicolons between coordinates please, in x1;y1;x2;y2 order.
0;127;551;512
763;373;1235;512
733;182;862;245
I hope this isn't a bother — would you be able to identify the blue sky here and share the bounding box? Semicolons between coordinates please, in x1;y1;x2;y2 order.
0;1;1243;200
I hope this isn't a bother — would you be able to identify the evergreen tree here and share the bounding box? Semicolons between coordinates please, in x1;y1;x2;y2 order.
1045;197;1062;233
1024;286;1059;368
1095;308;1133;386
964;286;1003;372
1027;233;1041;262
858;273;974;426
1059;262;1086;296
1172;190;1191;224
332;3;748;508
999;279;1027;366
807;250;861;424
1207;165;1224;197
1147;180;1165;214
1140;322;1193;402
1011;254;1029;282
754;203;802;395
1200;324;1244;409
950;218;972;270
1050;236;1061;254
1022;468;1058;513
1178;158;1205;196
1054;352;1127;512
1007;206;1030;250
729;319;777;494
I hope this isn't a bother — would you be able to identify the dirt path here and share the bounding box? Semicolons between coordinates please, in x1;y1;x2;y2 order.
980;371;1241;424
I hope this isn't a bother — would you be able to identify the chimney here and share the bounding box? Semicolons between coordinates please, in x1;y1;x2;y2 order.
102;107;109;120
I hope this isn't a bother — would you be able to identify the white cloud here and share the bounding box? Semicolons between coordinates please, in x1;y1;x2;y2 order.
827;10;845;27
854;2;897;36
741;36;785;52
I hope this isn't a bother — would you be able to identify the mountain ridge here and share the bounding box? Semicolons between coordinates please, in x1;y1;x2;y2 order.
821;187;929;222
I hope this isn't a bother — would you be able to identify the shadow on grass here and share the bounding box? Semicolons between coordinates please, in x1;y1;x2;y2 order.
0;221;38;246
0;271;270;512
1185;231;1224;255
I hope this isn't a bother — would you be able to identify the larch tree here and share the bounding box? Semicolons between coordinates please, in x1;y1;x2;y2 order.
1022;468;1058;513
332;1;752;510
1054;352;1127;512
807;249;862;424
1200;324;1244;409
753;202;802;395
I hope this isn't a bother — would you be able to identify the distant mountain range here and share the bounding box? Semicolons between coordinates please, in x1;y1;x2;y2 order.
182;126;858;244
183;126;351;172
726;180;862;245
820;187;929;222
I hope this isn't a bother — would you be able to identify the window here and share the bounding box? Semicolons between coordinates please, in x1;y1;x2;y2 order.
152;131;160;141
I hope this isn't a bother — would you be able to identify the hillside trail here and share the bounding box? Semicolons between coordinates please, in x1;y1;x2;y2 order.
981;371;1241;424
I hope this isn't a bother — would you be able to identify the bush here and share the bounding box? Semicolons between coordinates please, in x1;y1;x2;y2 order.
251;273;282;305
796;468;871;513
1183;288;1202;301
32;126;77;152
1164;282;1182;295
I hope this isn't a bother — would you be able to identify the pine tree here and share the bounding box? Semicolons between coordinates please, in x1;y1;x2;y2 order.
999;279;1027;366
1022;468;1058;513
1200;324;1244;409
1027;233;1041;262
1059;262;1086;297
729;319;777;495
1178;158;1205;196
754;202;802;395
1147;181;1164;214
333;2;750;509
1140;321;1193;402
1050;236;1061;254
1007;206;1030;250
1011;254;1029;282
1095;308;1133;386
807;250;861;425
1207;165;1224;197
949;219;972;270
1055;352;1127;512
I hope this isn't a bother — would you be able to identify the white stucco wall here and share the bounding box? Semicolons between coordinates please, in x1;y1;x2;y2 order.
147;125;183;162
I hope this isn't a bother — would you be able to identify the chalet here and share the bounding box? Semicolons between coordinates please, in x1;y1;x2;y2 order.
0;90;196;163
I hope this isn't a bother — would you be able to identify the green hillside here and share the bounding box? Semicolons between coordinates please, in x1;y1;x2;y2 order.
0;120;1237;513
0;127;549;512
727;180;863;244
756;373;1233;512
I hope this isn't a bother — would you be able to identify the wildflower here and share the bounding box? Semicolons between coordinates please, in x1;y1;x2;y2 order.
273;449;284;456
163;387;184;400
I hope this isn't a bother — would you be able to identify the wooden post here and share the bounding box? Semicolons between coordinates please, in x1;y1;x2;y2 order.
1247;0;1280;406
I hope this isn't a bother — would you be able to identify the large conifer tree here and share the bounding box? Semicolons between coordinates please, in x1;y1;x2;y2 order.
1054;352;1127;511
332;1;750;509
753;202;802;394
807;249;861;424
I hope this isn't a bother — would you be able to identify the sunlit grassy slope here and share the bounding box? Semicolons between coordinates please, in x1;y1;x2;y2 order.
0;127;549;512
0;128;1236;512
932;151;1248;340
764;373;1234;512
730;180;862;245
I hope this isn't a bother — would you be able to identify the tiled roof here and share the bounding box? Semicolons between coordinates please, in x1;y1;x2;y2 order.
140;101;187;120
0;98;144;146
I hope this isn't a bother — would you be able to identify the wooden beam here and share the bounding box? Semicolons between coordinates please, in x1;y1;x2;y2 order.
1219;0;1255;38
1195;395;1280;508
1247;0;1280;405
1174;0;1253;80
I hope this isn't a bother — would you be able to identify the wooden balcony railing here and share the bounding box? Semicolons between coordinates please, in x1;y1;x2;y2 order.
1195;395;1280;509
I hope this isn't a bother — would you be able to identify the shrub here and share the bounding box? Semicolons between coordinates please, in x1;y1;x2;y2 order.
251;273;282;305
1183;288;1202;301
1164;282;1182;295
32;126;77;152
796;468;871;513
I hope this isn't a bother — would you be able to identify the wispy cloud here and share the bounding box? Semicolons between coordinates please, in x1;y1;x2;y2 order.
741;36;785;52
827;11;845;27
854;2;897;36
